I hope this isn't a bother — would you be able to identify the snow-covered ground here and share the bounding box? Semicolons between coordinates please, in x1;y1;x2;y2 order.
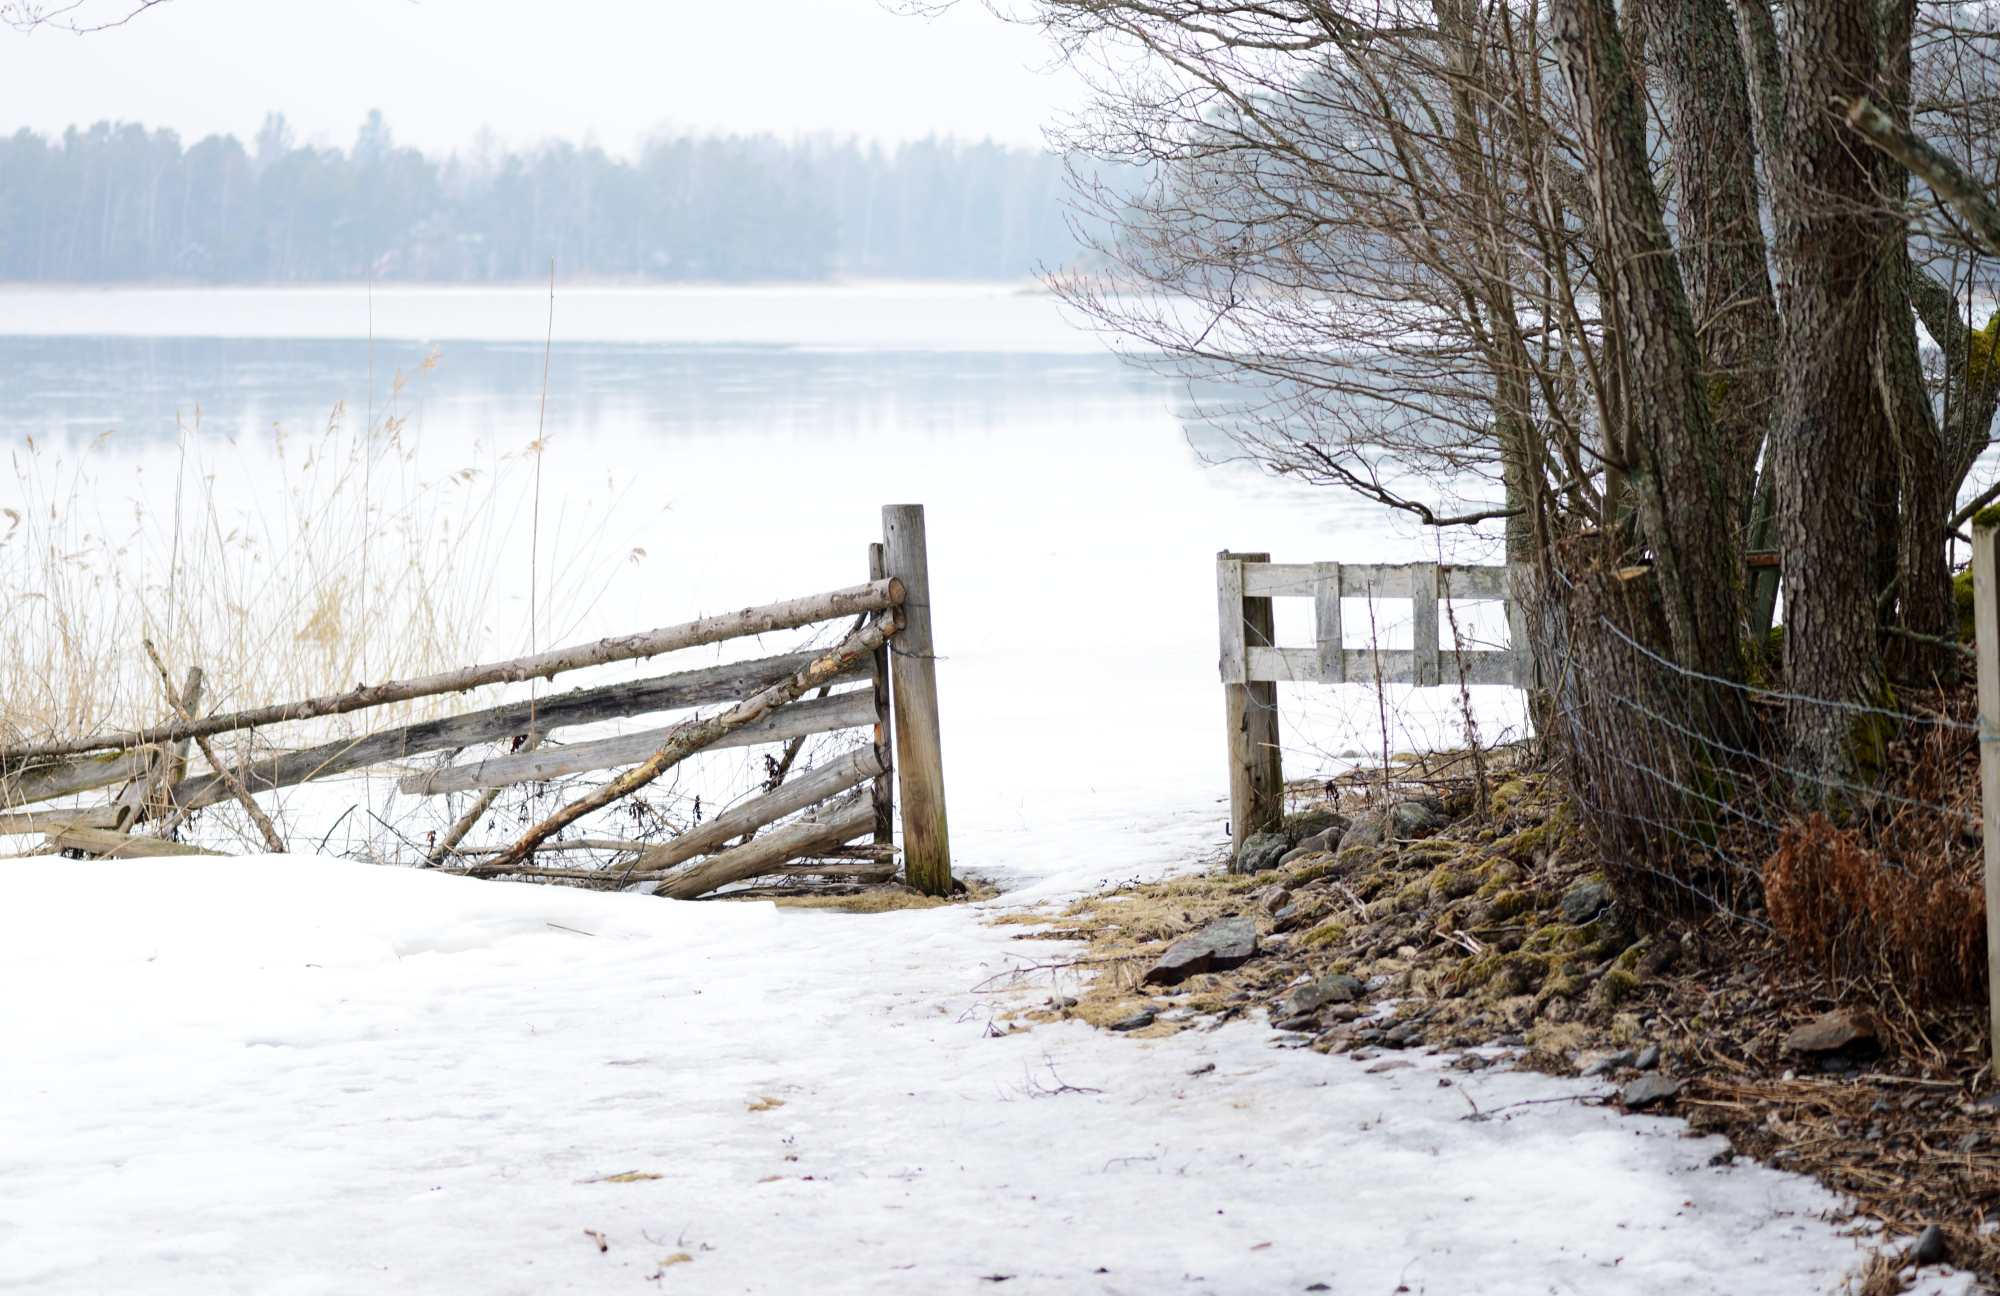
2;846;1969;1295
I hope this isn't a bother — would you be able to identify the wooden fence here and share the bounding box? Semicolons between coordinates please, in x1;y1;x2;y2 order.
1216;550;1530;844
0;505;954;898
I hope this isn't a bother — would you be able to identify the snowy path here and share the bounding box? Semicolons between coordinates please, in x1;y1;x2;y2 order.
2;851;1970;1295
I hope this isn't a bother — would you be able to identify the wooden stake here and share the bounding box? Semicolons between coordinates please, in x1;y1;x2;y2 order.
883;505;951;896
1218;551;1282;847
868;541;894;847
142;642;286;854
1973;518;2000;1078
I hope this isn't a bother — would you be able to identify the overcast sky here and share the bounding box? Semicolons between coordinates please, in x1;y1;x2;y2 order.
0;0;1080;155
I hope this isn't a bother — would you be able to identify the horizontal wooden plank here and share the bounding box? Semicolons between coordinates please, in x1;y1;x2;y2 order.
44;826;226;858
0;806;124;836
1247;645;1517;686
398;690;876;797
1242;563;1317;597
1240;562;1509;601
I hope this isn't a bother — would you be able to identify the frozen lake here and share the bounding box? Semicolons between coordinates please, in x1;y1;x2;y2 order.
0;282;1519;870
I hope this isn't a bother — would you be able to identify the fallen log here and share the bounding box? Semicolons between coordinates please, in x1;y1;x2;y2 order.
1;648;868;810
608;746;885;880
45;826;227;858
2;578;904;762
400;691;876;797
649;795;878;899
474;612;900;874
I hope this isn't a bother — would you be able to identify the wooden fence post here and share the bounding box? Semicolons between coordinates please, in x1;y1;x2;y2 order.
868;542;894;847
1218;550;1283;849
1313;561;1343;684
883;505;952;895
1972;519;2000;1078
1411;562;1440;687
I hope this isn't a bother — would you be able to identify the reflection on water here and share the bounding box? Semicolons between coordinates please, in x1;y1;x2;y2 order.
0;337;1171;445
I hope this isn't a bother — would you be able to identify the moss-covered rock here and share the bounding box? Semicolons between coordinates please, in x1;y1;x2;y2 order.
1598;968;1639;1005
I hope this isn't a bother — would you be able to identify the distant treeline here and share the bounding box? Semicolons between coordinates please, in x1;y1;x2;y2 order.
0;111;1091;283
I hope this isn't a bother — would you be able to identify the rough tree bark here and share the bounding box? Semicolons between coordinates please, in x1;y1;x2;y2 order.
1549;0;1743;683
1760;0;1892;771
1635;0;1780;533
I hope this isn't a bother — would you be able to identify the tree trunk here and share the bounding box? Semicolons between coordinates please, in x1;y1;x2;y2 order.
1762;0;1891;773
1636;0;1781;534
1872;2;1955;682
1548;0;1743;683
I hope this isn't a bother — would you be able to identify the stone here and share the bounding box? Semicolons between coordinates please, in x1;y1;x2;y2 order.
1276;1014;1320;1032
1620;1074;1682;1109
1781;1007;1881;1055
1366;1059;1414;1074
1188;1062;1216;1076
1142;916;1259;986
1050;995;1078;1009
1231;832;1290;875
1258;886;1293;915
1560;881;1611;925
1108;1009;1157;1032
1912;1224;1948;1266
1580;1049;1637;1077
1634;1044;1661;1071
1272;901;1328;933
1281;975;1365;1019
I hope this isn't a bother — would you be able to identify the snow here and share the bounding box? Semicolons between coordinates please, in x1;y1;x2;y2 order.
1;852;1970;1294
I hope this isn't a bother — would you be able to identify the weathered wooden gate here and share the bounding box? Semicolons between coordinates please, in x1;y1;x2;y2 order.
1215;551;1530;844
1;505;953;897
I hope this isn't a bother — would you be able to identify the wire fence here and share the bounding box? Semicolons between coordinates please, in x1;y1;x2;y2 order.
1528;539;1988;1010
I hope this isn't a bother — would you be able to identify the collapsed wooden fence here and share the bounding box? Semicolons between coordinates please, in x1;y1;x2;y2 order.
0;505;955;898
1216;550;1530;844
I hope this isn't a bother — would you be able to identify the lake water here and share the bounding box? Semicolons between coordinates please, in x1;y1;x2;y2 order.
0;283;1522;877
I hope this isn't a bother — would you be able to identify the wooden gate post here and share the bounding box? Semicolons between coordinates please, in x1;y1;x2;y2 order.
1218;550;1283;849
883;505;952;895
1972;518;2000;1077
868;542;894;847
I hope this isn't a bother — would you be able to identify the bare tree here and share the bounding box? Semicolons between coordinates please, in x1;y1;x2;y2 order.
1009;0;2000;773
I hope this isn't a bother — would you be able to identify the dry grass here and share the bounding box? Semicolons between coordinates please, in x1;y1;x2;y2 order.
0;353;517;754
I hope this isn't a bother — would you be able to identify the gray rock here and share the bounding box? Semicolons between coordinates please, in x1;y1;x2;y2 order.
1561;881;1612;925
1142;915;1259;986
1281;975;1364;1019
1108;1009;1157;1032
1634;1044;1661;1071
1621;1074;1682;1109
1912;1223;1948;1266
1257;886;1293;915
1781;1007;1881;1055
1231;831;1290;875
1275;1014;1321;1032
1580;1049;1637;1077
